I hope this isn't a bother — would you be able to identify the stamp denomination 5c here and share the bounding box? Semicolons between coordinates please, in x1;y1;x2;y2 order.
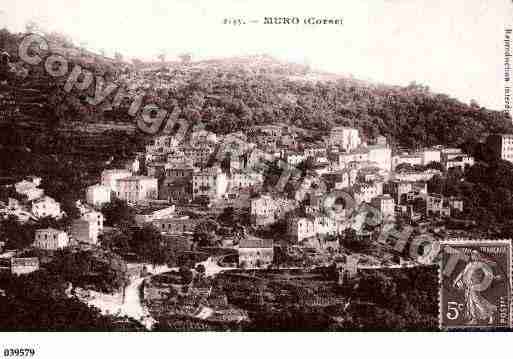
440;240;511;329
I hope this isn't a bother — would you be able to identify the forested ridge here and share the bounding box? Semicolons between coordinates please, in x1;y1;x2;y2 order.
0;28;511;150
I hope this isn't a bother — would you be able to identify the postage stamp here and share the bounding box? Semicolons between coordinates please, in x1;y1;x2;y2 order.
439;240;512;330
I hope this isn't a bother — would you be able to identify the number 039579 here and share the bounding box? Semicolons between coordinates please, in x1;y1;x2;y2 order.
3;349;36;357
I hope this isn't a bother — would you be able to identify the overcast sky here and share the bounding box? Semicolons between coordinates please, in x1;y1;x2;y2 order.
1;0;512;112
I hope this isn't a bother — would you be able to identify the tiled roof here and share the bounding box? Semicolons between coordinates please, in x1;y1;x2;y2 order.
119;176;156;181
35;227;63;234
239;238;273;248
33;196;56;204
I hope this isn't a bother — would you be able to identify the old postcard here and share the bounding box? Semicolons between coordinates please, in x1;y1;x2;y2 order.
0;1;513;351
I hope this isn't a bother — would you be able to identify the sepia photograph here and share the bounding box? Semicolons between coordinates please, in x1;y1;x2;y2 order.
0;1;513;351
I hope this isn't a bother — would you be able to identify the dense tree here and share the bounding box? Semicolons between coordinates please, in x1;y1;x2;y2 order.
60;194;81;220
0;270;140;330
179;266;193;285
101;198;135;227
193;219;219;246
428;159;513;235
0;186;22;202
46;248;129;293
101;230;131;253
339;228;370;251
130;224;170;265
411;197;426;213
102;224;176;265
217;206;235;225
195;264;206;277
0;215;36;250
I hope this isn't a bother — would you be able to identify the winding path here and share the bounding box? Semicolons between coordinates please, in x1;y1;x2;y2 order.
81;258;236;330
83;264;173;329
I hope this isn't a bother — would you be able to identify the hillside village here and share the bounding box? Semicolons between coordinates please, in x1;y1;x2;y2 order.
1;27;513;330
2;119;510;329
0;122;493;261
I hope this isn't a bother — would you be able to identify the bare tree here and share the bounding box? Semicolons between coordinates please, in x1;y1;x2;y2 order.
157;52;167;63
178;53;192;64
132;58;143;69
25;20;41;33
114;52;124;63
79;41;88;57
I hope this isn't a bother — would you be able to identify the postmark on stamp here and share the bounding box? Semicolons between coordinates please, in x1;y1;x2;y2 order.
439;240;511;330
